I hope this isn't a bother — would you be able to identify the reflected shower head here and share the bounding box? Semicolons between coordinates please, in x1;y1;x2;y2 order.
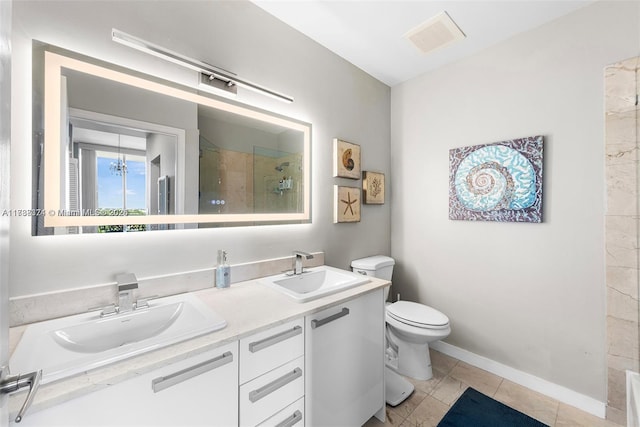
275;162;290;172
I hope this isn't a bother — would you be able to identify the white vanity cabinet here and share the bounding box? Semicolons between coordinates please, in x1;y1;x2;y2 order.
11;283;388;426
239;318;305;427
14;341;239;427
305;289;385;426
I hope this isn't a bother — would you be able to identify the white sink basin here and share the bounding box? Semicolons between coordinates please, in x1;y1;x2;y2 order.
260;265;370;303
51;302;184;353
10;293;226;384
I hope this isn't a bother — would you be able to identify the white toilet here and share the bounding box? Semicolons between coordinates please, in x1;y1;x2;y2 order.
351;255;451;405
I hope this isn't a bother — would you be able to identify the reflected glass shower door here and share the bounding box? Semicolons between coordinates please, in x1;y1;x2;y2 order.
198;136;222;214
253;146;302;214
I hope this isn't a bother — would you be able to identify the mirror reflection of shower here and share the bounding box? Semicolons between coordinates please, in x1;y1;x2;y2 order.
275;162;290;172
198;135;225;214
253;146;302;214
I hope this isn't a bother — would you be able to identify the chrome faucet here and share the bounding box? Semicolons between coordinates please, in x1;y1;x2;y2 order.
292;251;314;275
116;273;138;313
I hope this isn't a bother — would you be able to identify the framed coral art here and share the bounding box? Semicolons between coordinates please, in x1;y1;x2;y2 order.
449;135;543;223
362;171;385;204
334;186;361;223
333;138;361;179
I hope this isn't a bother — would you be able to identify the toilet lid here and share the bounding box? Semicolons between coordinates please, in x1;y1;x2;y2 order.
387;301;449;329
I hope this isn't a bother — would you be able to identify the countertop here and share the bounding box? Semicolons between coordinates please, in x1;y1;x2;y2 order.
8;271;390;418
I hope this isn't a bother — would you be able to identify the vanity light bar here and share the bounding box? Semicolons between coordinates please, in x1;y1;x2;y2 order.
111;29;294;104
199;72;238;99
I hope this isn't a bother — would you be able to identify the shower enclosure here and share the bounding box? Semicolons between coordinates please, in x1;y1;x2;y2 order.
253;146;303;214
198;137;303;221
605;55;639;425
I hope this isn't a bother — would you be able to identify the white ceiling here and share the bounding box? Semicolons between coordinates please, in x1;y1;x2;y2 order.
251;0;595;86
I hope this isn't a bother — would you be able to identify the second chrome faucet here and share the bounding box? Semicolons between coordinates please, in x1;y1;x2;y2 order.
292;251;314;275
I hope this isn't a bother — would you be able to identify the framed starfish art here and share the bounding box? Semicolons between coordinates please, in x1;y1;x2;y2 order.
334;186;361;223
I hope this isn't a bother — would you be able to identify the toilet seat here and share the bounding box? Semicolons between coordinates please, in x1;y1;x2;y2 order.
387;301;450;330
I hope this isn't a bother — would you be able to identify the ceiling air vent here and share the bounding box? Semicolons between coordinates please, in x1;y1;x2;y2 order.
404;11;466;55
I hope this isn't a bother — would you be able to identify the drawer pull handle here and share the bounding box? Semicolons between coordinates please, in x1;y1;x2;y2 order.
249;368;302;403
249;325;302;353
275;410;303;427
152;351;233;393
311;307;349;329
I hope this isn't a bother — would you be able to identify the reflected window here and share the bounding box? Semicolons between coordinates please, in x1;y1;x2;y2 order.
95;151;147;232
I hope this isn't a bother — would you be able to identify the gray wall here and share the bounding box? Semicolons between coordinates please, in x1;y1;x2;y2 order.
10;0;391;295
390;0;639;401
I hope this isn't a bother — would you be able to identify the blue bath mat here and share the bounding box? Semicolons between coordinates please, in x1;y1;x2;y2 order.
437;387;549;427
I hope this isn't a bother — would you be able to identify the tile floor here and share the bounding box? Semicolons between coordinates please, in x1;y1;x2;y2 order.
364;350;620;427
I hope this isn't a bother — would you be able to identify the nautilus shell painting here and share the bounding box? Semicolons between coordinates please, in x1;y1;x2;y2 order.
449;136;543;222
333;138;361;179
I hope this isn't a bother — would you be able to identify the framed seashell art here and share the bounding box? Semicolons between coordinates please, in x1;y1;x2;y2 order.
333;138;361;179
449;135;543;223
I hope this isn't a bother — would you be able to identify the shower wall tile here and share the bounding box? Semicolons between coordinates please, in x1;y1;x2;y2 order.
606;162;638;217
605;244;639;270
608;367;627;414
607;315;638;367
608;352;639;374
607;316;638;421
605;57;639;114
607;265;639;299
606;216;638;254
605;56;639;425
218;151;253;213
606;110;639;148
607;284;638;322
607;406;627;426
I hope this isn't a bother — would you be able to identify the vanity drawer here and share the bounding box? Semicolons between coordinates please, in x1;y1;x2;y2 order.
239;318;304;384
239;356;304;427
257;397;304;427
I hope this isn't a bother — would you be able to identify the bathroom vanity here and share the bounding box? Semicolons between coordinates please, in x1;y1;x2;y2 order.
8;269;388;426
305;290;384;426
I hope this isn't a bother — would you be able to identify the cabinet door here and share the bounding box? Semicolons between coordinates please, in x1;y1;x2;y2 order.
15;341;239;427
305;289;384;426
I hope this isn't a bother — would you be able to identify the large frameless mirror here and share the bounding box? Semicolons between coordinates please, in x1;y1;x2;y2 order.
33;48;311;235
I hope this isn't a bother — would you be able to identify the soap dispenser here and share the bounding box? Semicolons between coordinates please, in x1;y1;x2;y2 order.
216;250;231;288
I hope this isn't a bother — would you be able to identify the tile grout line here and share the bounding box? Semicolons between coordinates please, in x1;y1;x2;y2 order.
372;350;619;427
492;378;504;398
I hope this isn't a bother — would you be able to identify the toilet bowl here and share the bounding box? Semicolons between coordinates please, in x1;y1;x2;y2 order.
351;255;451;404
385;300;451;380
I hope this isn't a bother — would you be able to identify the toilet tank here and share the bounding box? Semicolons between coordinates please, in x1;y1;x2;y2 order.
351;255;395;280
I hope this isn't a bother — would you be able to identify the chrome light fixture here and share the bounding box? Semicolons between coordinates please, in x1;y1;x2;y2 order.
111;29;294;103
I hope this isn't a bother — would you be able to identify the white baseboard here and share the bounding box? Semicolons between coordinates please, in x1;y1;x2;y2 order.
430;341;607;419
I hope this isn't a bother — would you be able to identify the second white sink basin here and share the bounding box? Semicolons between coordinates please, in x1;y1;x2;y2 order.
10;293;226;384
260;265;370;303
